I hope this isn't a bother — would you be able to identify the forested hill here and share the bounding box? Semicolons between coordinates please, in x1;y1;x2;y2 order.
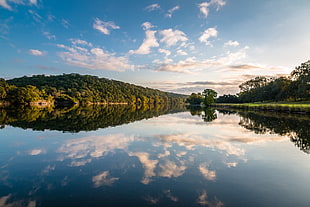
1;73;187;105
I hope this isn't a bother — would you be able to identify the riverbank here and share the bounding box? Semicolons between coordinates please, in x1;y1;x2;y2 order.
213;102;310;114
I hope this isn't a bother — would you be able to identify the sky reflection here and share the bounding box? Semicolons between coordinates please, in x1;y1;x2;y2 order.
0;109;309;206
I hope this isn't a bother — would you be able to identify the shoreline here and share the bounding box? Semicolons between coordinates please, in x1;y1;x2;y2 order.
213;103;310;114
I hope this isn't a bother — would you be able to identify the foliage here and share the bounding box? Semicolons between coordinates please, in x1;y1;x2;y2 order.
217;60;310;103
2;73;187;105
202;89;217;106
185;93;203;105
216;94;239;103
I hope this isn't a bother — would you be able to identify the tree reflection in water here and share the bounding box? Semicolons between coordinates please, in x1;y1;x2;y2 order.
218;109;310;154
0;104;186;132
187;107;310;154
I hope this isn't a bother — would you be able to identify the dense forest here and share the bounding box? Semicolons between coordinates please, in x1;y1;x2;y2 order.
0;73;187;106
216;60;310;103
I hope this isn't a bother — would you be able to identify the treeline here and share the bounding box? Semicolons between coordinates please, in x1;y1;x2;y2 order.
0;73;187;106
216;60;310;103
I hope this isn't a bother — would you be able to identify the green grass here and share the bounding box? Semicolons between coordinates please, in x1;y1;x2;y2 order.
214;102;310;113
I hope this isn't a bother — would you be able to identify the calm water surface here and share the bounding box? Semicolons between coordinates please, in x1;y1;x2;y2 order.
0;105;310;207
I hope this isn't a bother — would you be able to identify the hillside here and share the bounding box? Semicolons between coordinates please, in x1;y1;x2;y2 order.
1;73;187;105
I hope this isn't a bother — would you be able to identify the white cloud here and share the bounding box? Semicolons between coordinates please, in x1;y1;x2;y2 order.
145;3;160;11
28;9;42;23
28;49;45;56
61;19;70;29
199;163;216;180
129;152;158;184
0;0;38;10
57;41;133;71
159;160;186;178
92;171;119;187
158;48;171;56
58;134;134;166
159;29;188;47
93;18;120;35
177;49;188;56
224;40;239;47
70;38;92;47
29;148;44;155
29;0;37;5
166;5;180;18
43;31;56;40
199;0;226;18
197;190;209;205
129;30;159;55
199;27;218;46
217;46;249;64
0;0;12;10
141;22;154;30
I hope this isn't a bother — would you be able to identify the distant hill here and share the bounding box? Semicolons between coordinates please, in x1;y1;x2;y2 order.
2;73;187;105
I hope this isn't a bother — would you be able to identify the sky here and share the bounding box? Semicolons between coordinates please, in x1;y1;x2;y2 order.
1;0;310;95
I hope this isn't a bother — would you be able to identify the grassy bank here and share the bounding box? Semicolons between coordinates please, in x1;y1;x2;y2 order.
213;102;310;114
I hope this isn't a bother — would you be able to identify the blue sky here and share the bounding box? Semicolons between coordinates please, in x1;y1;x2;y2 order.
1;0;310;95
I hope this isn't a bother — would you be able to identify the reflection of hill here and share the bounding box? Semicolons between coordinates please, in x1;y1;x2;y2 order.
0;104;186;133
217;109;310;154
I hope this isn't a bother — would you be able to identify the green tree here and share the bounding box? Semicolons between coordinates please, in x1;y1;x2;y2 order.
202;89;217;106
290;60;310;100
186;93;203;105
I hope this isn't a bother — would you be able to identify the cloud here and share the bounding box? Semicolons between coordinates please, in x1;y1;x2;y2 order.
156;133;245;157
196;190;224;206
199;163;216;180
155;58;202;73
224;40;239;47
199;0;226;18
158;48;171;56
166;5;180;18
129;152;158;184
28;9;42;23
29;0;37;5
141;22;154;30
43;31;56;40
58;134;134;166
92;171;119;187
199;27;218;46
177;49;188;56
29;148;44;155
57;42;133;71
61;19;70;29
145;3;160;11
197;190;209;205
129;30;159;55
0;0;12;10
70;38;93;47
93;18;120;35
159;29;188;47
217;46;249;64
28;49;45;56
159;160;186;178
0;0;38;10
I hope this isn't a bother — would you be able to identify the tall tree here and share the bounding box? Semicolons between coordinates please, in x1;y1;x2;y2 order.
202;89;217;106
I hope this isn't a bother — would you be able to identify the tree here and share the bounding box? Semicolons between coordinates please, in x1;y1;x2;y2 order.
0;78;9;100
186;93;203;105
202;89;217;106
290;60;310;100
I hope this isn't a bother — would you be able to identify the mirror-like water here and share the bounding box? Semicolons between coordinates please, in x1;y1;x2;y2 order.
0;106;309;207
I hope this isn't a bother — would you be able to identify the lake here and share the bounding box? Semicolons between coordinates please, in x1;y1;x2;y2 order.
0;105;310;207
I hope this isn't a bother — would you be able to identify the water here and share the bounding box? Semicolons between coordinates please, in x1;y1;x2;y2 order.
0;105;310;207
